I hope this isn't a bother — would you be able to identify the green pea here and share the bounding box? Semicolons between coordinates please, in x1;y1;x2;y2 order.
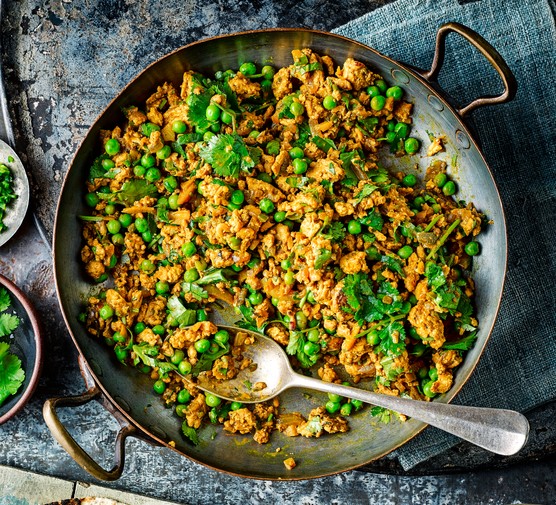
282;219;294;230
402;174;417;187
284;270;295;285
104;204;116;216
290;101;305;117
266;140;280;156
112;331;126;343
442;180;456;196
153;380;166;394
307;329;320;343
239;61;257;76
325;400;341;414
106;219;121;235
292;158;308;174
85;192;99;207
248;291;263;306
230;401;243;411
347;220;362;234
386;86;403;100
105;138;120;156
183;268;200;283
150;325;163;337
387;120;396;132
231;190;245;206
289;147;304;159
102;158;115;170
398;245;413;259
114;346;128;362
140;259;155;273
168;193;179;210
170;349;185;365
260;79;272;94
408;326;420;340
261;65;275;80
366;246;381;261
296;311;308;330
108;254;118;269
99;304;114;320
175;404;187;417
141;122;160;136
257;172;273;183
370;95;386;111
141;230;153;243
133;322;146;334
221;110;233;125
205;392;222;407
366;85;381;97
323;95;337;110
367;329;380;346
146;167;161;182
156;145;171;160
178;360;192;375
307;291;316;304
194;339;211;353
203;131;216;142
340;403;353;416
434;173;448;188
328;393;342;403
134;217;148;234
274;211;287;223
375;79;387;93
404;137;420;154
134;165;146;177
141;153;156;168
418;366;429;379
259;198;275;214
422;380;436;398
205;104;221;122
281;258;291;270
181;242;197;257
214;330;230;345
465;241;480;256
351;399;364;411
118;213;132;228
177;389;191;403
228;236;241;250
154;281;170;295
412;343;427;357
172;120;187;134
386;131;397;144
197;309;208;322
394;122;409;138
429;367;439;381
413;196;425;209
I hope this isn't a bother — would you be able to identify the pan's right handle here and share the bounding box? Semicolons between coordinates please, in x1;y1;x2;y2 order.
417;22;518;117
43;386;136;481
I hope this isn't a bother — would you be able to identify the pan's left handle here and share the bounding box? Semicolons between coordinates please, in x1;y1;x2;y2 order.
417;22;518;117
43;386;136;481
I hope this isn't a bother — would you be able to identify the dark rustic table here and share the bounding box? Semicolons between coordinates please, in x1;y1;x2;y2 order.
0;1;554;504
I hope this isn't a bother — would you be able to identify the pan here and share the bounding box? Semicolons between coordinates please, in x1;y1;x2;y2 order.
44;23;516;481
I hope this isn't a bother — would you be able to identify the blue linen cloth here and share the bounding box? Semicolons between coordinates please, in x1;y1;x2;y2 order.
333;0;556;470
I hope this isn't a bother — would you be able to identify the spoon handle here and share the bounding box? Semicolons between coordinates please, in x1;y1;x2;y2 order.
290;373;529;456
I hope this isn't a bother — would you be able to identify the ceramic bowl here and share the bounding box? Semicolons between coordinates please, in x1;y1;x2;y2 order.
0;273;42;424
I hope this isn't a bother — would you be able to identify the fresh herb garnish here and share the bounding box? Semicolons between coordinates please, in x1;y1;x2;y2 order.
199;134;260;178
96;179;159;206
0;163;18;232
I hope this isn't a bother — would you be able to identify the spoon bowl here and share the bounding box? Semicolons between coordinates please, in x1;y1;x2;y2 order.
193;325;529;456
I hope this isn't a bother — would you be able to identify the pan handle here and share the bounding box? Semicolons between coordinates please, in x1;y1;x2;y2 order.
43;385;136;481
417;22;517;117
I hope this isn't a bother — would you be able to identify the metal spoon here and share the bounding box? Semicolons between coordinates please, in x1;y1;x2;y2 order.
193;325;529;456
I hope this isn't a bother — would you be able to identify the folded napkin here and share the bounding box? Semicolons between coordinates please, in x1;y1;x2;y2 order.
333;0;556;470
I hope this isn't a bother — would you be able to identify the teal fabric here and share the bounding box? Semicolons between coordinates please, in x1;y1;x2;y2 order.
333;0;556;470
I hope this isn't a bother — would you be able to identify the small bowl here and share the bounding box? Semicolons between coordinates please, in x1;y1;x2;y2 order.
0;273;42;424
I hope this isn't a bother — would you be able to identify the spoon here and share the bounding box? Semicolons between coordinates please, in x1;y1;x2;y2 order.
193;325;529;456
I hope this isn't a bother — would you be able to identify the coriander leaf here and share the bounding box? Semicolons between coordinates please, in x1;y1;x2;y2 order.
354;183;378;204
0;342;25;406
342;273;364;312
442;331;478;351
187;89;212;131
97;179;158;206
357;117;379;134
359;208;384;231
292;122;311;148
88;154;111;181
320;222;345;243
314;248;332;270
0;313;19;338
167;296;197;327
132;344;159;368
378;320;406;356
380;255;404;277
199;133;257;178
380;355;404;381
425;262;446;289
181;421;200;445
210;80;240;113
0;287;11;312
304;416;323;435
433;283;461;311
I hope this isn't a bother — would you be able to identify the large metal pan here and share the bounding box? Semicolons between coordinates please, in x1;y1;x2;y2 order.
44;23;516;481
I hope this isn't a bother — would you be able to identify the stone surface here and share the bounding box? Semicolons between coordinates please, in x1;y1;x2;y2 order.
0;1;554;504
